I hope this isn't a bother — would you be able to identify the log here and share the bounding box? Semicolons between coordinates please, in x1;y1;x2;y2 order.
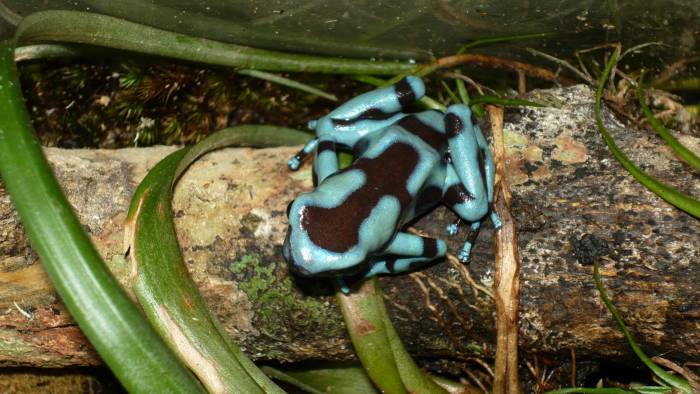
0;85;698;368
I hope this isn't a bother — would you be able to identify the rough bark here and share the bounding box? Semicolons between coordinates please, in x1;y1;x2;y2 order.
0;85;698;368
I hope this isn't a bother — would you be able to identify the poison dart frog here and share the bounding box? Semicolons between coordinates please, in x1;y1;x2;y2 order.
282;77;501;290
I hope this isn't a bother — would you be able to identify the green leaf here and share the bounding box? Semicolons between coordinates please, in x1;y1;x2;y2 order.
262;362;379;394
15;10;418;75
543;388;663;393
337;279;450;394
440;81;461;104
0;40;205;394
469;95;544;107
237;69;338;101
126;126;310;393
455;78;470;104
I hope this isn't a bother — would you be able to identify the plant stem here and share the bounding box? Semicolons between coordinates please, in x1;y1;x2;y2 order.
16;10;417;75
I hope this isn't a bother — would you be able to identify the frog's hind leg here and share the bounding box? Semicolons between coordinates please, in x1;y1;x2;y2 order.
324;76;425;123
363;255;439;279
360;232;447;279
381;232;446;258
313;137;339;183
310;76;426;148
442;164;489;262
337;253;440;293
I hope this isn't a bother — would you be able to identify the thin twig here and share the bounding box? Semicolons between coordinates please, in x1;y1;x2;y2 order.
444;72;491;95
488;105;521;394
620;41;665;61
652;56;700;86
425;275;473;333
651;357;700;391
446;254;494;300
465;369;490;394
435;53;575;85
466;357;495;378
433;276;475;312
575;43;619;82
517;69;526;96
526;47;594;84
411;273;463;350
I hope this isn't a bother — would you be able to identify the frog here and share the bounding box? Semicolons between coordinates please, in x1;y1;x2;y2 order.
282;77;500;287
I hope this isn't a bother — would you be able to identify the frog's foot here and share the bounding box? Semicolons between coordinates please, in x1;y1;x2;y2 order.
457;243;473;263
491;211;502;229
446;223;459;236
287;138;319;171
287;157;301;171
446;218;461;236
336;277;351;294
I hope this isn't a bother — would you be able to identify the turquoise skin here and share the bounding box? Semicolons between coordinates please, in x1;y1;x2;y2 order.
283;77;500;288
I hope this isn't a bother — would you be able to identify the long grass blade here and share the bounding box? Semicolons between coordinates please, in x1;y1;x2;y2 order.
593;261;691;392
15;10;417;75
0;40;205;394
237;69;337;101
637;74;700;172
594;47;700;218
126;126;310;393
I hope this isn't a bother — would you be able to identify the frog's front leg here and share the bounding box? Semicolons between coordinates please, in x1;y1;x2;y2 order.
457;222;482;262
473;125;502;229
442;164;488;262
442;104;496;262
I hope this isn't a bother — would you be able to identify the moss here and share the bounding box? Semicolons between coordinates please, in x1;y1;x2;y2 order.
230;252;344;339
